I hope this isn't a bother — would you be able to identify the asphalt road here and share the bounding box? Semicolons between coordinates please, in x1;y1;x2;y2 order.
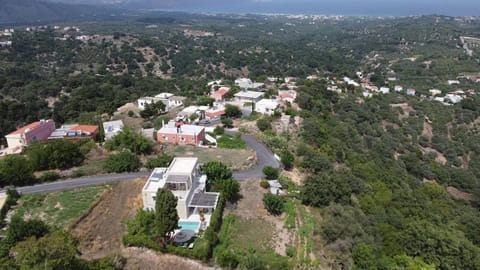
15;131;280;194
228;131;280;180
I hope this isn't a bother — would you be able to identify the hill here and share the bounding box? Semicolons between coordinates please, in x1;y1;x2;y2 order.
0;0;116;24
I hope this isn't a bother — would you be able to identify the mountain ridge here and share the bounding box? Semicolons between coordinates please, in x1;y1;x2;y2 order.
0;0;119;24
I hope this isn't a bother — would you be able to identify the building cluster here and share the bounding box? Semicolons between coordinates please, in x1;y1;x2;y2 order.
0;29;13;47
319;71;479;106
205;77;299;118
1;119;126;156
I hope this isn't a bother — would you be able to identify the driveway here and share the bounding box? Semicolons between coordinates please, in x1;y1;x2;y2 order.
15;131;279;194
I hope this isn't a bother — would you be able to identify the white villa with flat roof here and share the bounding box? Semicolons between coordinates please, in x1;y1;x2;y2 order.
137;93;185;111
142;157;220;231
234;90;264;103
103;120;124;140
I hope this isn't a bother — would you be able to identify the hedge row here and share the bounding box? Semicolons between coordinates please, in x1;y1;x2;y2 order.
0;189;21;228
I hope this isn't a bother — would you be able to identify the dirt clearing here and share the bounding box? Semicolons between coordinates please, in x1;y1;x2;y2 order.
72;178;146;260
121;248;218;270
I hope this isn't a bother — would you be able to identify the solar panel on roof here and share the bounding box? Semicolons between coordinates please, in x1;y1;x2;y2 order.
188;193;219;208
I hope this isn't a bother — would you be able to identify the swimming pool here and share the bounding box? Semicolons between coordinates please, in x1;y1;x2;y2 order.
178;221;200;231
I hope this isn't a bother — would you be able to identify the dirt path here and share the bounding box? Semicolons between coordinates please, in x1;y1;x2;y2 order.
71;178;146;260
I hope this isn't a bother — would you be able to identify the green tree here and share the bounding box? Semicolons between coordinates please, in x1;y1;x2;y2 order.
140;101;166;119
26;140;86;171
280;150;294;170
301;170;362;207
104;128;153;154
262;166;279;180
103;151;140;173
214;125;225;135
221;117;233;128
12;231;79;270
146;154;174;169
225;104;242;118
262;193;285;215
201;161;233;190
155;188;179;239
0;155;35;187
7;216;49;243
221;179;240;203
197;96;215;106
256;118;272;132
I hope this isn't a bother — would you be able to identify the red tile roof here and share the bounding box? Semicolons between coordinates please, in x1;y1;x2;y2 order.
8;121;41;136
214;88;229;97
207;110;226;118
68;125;98;134
280;93;294;100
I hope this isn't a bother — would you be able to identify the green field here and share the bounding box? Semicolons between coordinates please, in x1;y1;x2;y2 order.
215;214;291;269
162;144;253;171
14;185;109;229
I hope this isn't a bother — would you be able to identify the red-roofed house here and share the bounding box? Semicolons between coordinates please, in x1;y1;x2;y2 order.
206;109;226;118
278;90;297;103
5;119;56;149
67;125;98;140
48;124;98;140
211;87;230;101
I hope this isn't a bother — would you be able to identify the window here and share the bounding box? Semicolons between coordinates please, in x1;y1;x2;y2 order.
181;137;185;141
152;196;156;201
163;136;168;141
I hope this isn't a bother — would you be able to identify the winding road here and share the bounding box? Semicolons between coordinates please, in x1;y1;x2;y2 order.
16;131;280;194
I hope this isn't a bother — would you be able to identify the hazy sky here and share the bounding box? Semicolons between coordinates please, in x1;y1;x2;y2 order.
129;0;480;16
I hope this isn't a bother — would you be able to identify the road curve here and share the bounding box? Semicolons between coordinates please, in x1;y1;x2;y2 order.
15;131;280;194
229;131;281;180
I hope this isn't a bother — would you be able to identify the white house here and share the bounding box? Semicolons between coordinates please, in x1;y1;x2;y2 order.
429;89;442;96
379;87;390;94
448;80;460;85
235;78;264;89
137;93;185;111
394;85;404;92
234;90;264;103
406;88;416;96
103;120;124;140
445;94;464;104
142;157;220;231
255;99;280;115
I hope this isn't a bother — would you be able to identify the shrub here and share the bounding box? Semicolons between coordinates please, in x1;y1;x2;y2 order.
240;254;265;270
214;125;225;135
0;189;20;228
262;166;279;180
256;118;272;132
104;128;153;155
221;179;240;203
146;154;174;169
221;117;234;128
280;150;295;170
286;246;296;257
39;171;61;182
104;151;140;173
260;180;270;189
216;249;239;269
217;134;247;149
263;193;285;215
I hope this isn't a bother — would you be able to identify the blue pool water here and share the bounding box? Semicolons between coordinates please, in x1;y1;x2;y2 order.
178;221;200;231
